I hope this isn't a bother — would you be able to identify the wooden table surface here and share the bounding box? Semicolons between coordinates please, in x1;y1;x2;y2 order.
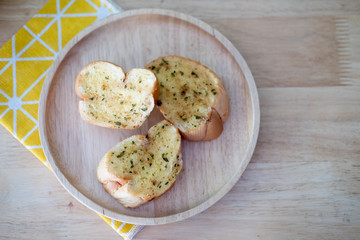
1;0;360;239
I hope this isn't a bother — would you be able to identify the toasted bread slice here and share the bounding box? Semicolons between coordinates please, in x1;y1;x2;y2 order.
76;61;158;129
97;120;182;208
146;56;229;141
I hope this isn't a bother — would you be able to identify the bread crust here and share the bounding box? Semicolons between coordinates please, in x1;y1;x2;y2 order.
182;109;223;141
146;56;229;141
76;61;158;129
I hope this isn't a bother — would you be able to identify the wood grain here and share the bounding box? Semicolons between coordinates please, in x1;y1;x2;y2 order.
208;17;342;87
1;0;360;239
39;9;259;225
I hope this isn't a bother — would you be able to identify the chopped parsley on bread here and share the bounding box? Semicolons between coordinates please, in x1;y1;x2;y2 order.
146;56;229;141
75;61;158;129
97;120;182;208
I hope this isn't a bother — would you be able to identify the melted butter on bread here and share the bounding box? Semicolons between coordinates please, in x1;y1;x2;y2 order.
76;61;158;129
97;120;182;207
146;56;229;141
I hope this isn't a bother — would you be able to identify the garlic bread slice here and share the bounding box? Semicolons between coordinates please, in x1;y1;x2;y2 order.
97;120;182;208
76;61;158;129
146;56;229;141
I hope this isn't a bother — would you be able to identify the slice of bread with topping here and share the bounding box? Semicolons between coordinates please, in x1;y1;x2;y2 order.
76;61;158;129
97;120;182;208
146;56;229;141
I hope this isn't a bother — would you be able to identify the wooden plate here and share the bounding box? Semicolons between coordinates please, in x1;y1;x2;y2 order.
39;9;260;225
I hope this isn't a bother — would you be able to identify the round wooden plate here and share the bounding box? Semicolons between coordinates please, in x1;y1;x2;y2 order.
39;9;260;225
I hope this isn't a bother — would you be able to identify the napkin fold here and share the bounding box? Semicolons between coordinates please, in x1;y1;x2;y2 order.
0;0;143;239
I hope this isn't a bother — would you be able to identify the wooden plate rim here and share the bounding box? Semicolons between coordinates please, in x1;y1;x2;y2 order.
39;8;260;225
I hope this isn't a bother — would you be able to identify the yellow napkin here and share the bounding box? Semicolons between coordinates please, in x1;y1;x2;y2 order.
0;0;143;239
